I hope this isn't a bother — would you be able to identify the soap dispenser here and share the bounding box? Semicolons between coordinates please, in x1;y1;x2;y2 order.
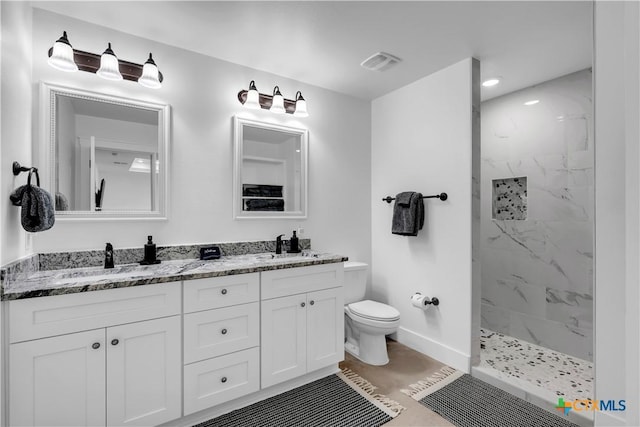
140;235;161;265
287;230;301;253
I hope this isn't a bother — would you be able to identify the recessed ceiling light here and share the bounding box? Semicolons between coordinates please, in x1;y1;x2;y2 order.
482;78;500;87
524;99;540;106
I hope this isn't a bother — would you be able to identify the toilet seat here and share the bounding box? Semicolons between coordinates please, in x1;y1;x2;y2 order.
348;300;400;322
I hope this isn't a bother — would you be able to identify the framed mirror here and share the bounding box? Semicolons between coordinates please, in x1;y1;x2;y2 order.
233;116;308;219
40;83;170;219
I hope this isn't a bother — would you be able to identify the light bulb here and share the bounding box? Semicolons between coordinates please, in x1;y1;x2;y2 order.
47;31;78;72
138;53;162;89
97;43;123;81
293;91;308;117
270;86;285;114
244;80;261;109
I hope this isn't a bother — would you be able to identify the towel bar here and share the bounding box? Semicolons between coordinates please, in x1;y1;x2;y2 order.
382;192;448;203
12;161;37;176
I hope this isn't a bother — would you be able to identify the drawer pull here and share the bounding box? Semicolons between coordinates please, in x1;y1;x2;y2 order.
221;376;228;383
300;302;306;308
221;328;228;335
310;300;315;306
221;288;228;295
111;339;119;346
92;342;101;350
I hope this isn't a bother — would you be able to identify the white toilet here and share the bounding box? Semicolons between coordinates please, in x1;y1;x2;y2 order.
343;261;400;366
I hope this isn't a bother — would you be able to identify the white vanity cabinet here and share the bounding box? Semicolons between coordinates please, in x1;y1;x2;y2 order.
260;264;344;388
8;282;182;427
182;274;261;415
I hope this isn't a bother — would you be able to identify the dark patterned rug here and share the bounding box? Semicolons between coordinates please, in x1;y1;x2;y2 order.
403;368;580;427
194;370;403;427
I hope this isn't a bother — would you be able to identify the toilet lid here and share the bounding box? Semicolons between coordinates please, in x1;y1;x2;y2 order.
348;300;400;321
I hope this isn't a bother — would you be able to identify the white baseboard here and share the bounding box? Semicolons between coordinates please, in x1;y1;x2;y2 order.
394;326;470;373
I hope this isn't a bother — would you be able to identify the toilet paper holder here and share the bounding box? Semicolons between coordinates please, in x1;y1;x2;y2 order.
411;292;440;306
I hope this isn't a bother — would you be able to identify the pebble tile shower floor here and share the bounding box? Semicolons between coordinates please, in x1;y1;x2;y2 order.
480;328;594;402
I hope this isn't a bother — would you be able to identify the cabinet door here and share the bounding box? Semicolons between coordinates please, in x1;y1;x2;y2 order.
307;287;344;372
106;316;181;427
261;294;307;388
10;329;106;427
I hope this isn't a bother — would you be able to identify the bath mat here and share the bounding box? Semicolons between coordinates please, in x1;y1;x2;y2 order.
401;366;579;427
194;368;404;427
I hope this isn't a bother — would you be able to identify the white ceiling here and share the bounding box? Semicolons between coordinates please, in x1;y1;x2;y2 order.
34;1;593;101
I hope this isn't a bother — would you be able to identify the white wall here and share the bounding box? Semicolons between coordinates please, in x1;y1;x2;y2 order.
24;8;371;265
594;2;640;426
371;58;478;372
1;2;33;265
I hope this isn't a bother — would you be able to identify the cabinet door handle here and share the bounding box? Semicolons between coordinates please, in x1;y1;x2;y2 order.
300;302;306;308
221;376;228;383
221;328;228;335
92;342;101;350
310;300;315;306
221;288;228;295
111;339;119;346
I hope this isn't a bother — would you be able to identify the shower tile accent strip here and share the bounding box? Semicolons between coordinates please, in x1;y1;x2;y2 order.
480;328;593;402
492;177;527;220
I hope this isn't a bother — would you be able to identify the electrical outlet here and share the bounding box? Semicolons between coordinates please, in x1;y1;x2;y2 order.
297;227;305;236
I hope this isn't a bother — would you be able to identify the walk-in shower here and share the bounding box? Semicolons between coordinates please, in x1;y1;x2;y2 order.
477;69;594;411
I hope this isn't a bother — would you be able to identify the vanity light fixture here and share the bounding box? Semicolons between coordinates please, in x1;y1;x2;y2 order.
237;81;309;117
47;31;79;72
270;86;286;114
293;91;308;117
97;43;123;81
47;31;164;88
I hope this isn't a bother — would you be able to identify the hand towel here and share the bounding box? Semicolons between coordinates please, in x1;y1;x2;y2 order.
10;170;55;232
392;192;424;236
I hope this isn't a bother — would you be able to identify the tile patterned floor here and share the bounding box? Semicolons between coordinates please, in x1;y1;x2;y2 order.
480;328;594;402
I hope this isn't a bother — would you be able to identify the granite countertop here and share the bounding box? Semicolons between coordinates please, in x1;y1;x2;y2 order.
1;251;348;301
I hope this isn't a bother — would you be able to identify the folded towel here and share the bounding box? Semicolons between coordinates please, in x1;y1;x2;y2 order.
392;192;424;236
395;191;414;206
245;199;285;211
243;184;283;198
10;184;55;232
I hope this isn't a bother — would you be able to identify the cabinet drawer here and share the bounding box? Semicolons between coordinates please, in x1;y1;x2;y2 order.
261;263;344;300
183;273;259;313
9;282;181;343
184;302;259;364
183;347;259;416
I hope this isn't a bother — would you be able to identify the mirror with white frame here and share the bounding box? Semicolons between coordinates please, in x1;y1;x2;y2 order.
233;116;308;219
41;83;170;219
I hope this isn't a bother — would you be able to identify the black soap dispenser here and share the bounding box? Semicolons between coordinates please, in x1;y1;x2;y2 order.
140;235;161;265
287;230;301;253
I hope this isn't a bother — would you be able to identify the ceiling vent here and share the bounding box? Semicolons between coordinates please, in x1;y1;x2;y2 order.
360;52;402;72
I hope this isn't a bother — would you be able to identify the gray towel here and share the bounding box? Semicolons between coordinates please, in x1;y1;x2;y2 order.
392;192;424;236
10;185;55;232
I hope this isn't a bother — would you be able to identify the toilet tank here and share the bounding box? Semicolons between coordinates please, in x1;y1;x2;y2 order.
343;261;368;304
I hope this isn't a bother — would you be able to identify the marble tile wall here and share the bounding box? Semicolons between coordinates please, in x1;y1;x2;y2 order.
480;69;594;361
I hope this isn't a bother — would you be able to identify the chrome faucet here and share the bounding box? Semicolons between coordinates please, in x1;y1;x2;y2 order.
105;242;114;269
275;234;285;254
